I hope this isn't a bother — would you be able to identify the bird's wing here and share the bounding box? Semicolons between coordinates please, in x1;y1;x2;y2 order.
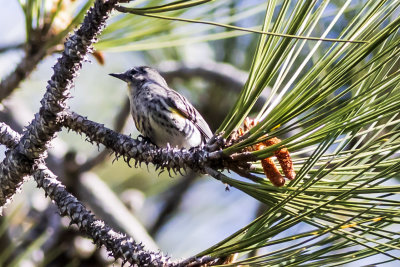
165;89;213;141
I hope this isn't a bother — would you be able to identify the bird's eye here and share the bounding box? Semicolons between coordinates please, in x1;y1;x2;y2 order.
129;69;138;76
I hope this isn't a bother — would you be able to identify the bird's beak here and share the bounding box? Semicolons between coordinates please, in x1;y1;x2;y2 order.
109;72;128;82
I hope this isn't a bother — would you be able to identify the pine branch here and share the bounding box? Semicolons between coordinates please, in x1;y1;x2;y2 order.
0;2;243;264
0;3;230;263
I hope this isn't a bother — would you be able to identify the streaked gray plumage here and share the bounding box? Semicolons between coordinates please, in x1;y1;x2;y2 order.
110;66;212;149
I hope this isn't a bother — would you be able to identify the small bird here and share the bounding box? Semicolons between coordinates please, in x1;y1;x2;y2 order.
109;66;213;149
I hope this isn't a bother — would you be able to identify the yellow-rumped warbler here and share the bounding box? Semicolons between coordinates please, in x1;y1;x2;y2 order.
110;66;213;149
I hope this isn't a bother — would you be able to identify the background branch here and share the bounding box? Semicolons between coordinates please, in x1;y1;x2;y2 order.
0;43;24;54
0;46;47;102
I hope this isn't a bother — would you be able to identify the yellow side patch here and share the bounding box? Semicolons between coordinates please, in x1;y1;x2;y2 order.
169;107;186;119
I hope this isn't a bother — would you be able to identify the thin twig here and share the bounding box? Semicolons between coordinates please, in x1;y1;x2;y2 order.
229;164;266;184
0;43;24;54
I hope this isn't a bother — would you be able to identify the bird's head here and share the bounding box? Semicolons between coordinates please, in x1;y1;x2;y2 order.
109;66;167;91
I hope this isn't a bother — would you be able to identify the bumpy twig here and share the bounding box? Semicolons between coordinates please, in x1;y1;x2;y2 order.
35;164;173;266
62;111;226;173
0;0;124;208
